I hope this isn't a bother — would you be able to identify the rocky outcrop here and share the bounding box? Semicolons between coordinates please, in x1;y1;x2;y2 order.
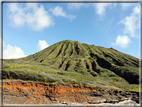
3;81;140;105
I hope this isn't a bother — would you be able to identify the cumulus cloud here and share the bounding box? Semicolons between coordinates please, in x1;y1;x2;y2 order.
94;3;116;18
7;3;54;31
112;5;139;48
3;44;26;59
37;40;49;51
50;6;66;17
120;6;140;37
112;35;132;48
49;6;76;21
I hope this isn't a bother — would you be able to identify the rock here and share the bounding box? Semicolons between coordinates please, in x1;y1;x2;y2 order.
91;100;99;104
131;97;139;103
3;81;140;105
105;97;111;103
118;99;138;104
109;99;119;104
92;92;102;96
52;101;59;104
83;102;88;105
98;99;106;103
117;96;125;101
88;100;99;104
61;101;68;104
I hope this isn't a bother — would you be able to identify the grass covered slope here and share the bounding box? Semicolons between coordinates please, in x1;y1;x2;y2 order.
2;40;140;91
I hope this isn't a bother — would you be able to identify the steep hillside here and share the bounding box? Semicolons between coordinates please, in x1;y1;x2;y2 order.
2;40;140;91
23;40;139;84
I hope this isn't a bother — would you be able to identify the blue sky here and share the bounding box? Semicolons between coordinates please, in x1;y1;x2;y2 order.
2;2;140;59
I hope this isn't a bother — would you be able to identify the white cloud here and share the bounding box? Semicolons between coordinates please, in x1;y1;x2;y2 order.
3;44;26;59
94;3;116;18
112;35;132;48
50;6;66;17
7;3;54;31
37;40;49;51
49;6;76;21
112;5;139;48
67;3;88;9
120;6;140;37
121;3;135;10
68;3;83;9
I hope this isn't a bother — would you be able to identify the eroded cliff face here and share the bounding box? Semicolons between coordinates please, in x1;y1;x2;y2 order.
3;81;94;104
3;81;139;105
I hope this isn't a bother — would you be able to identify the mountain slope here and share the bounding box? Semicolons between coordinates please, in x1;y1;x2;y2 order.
24;40;139;67
2;40;140;91
22;40;139;84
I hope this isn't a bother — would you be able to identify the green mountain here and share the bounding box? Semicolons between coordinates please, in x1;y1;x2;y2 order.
2;40;140;91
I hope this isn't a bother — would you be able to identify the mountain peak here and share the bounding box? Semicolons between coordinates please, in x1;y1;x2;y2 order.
21;40;139;84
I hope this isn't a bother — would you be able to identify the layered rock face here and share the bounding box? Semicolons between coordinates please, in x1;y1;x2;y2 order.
3;81;139;105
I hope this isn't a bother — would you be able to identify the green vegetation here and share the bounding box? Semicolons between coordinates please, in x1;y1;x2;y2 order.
2;40;141;91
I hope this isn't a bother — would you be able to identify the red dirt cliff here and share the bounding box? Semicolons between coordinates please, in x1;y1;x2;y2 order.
3;81;139;105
